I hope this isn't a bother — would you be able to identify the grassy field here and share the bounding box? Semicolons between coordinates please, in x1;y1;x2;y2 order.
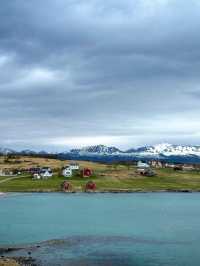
1;156;200;192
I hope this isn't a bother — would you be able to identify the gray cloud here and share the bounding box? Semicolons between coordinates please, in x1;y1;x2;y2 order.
1;0;200;150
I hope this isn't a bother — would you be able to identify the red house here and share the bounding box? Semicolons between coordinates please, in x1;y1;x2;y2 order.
61;181;72;191
85;181;96;191
82;168;92;177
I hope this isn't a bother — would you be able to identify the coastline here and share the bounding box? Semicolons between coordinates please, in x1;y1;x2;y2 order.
0;189;199;193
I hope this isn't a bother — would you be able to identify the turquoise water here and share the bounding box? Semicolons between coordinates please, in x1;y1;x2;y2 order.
0;193;200;265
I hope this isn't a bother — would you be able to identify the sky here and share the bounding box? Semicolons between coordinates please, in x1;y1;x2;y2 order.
1;0;200;151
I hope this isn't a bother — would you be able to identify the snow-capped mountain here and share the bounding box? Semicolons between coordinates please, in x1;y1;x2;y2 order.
70;143;200;157
56;143;200;163
1;143;200;163
70;145;122;155
130;143;200;157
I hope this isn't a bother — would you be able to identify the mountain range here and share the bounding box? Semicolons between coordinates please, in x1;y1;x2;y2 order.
70;143;200;156
1;144;200;163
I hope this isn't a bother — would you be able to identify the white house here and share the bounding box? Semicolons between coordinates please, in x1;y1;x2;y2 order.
40;169;53;179
62;167;72;177
69;162;79;170
137;161;150;169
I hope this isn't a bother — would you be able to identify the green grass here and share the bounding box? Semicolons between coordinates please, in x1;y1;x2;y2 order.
0;176;8;181
1;167;200;192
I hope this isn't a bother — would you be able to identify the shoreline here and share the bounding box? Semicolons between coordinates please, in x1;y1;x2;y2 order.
0;189;199;193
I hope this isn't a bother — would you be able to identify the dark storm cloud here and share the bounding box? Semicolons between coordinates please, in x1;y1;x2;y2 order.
1;0;200;150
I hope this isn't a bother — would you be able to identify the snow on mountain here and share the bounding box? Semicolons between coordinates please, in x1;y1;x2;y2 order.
133;143;200;156
70;143;200;157
1;143;200;158
70;145;122;155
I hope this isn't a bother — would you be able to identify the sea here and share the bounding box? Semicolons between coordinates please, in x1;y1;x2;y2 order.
0;192;200;265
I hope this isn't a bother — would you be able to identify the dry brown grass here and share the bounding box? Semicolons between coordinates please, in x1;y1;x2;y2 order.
98;167;143;181
0;156;109;171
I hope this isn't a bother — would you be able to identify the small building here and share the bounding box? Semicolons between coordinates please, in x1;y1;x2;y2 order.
61;181;72;192
85;181;96;191
62;167;72;177
82;168;92;178
40;168;53;179
69;162;79;170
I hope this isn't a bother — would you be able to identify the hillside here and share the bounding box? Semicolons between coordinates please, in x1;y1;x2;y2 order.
0;156;104;171
1;156;200;192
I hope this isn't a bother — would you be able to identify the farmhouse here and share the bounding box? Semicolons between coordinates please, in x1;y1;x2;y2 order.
62;167;72;177
85;181;96;191
82;168;92;177
61;181;72;191
62;162;79;177
40;168;53;179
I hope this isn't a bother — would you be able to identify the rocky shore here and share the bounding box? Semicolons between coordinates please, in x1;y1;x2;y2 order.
0;246;37;266
0;257;36;266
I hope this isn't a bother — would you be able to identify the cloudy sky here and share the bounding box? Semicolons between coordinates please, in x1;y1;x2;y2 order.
1;0;200;151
